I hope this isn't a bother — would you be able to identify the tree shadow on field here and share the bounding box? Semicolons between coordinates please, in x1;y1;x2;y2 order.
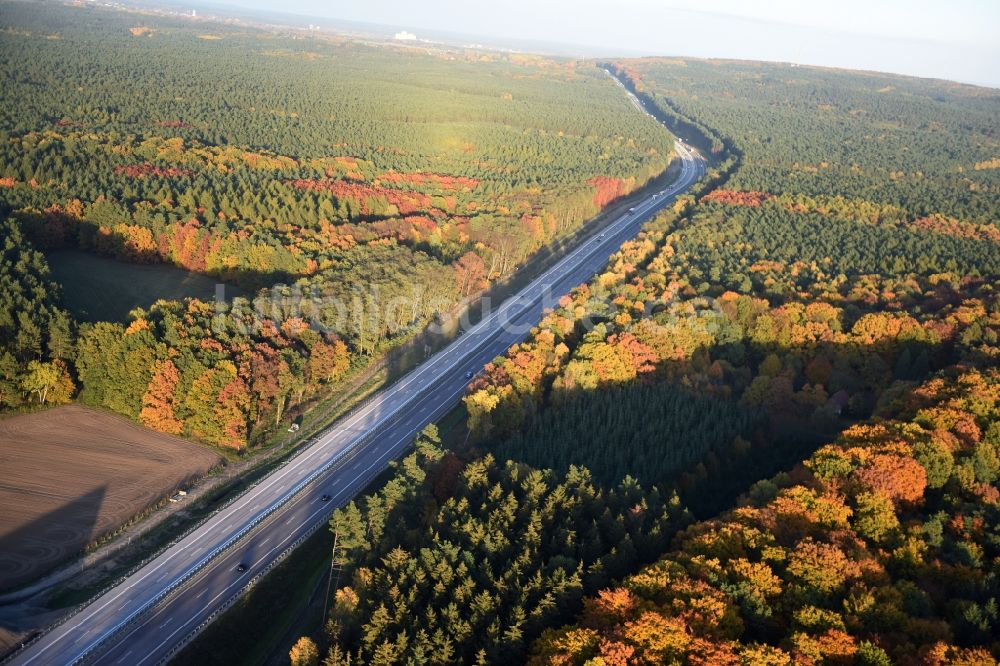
0;485;107;593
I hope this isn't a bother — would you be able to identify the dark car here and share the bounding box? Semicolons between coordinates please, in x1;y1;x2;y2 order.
236;563;248;573
320;494;331;502
465;370;474;379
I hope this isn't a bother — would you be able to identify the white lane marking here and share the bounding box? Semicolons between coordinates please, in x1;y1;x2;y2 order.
19;147;701;665
133;376;497;664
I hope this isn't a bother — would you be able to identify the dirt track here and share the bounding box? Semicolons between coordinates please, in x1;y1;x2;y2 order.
0;405;221;590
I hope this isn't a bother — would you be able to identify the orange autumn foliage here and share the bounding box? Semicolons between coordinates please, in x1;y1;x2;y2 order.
852;453;927;505
378;171;480;191
286;178;432;215
701;189;775;207
528;370;1000;665
139;359;183;435
113;163;193;179
587;176;630;208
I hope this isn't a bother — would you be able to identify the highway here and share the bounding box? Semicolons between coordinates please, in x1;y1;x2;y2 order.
9;86;705;666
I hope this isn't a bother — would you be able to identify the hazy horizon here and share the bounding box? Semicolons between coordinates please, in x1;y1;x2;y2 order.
197;0;1000;88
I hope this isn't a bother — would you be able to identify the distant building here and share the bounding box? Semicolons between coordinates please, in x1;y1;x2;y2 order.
394;31;417;41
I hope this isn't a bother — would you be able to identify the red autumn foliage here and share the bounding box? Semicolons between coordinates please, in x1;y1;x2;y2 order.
243;341;281;393
379;171;480;191
588;176;629;208
454;251;488;296
358;215;446;243
609;332;657;375
139;359;184;435
166;219;211;272
402;215;438;233
114;163;193;179
852;453;928;506
701;189;775;207
528;369;999;665
307;339;350;385
217;376;251;448
908;215;1000;243
286;179;433;216
597;639;637;666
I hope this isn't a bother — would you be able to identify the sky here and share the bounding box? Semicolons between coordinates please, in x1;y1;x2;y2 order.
205;0;1000;87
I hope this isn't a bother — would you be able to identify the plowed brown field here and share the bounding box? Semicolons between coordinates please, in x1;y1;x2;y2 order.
0;405;221;590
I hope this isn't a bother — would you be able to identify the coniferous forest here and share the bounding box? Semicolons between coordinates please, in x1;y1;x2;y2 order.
0;3;998;665
0;4;670;447
308;59;999;665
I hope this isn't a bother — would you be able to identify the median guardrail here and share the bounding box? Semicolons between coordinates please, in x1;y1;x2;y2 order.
6;143;703;666
68;332;479;665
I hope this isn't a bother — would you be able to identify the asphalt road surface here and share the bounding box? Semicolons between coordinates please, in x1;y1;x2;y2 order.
10;103;705;666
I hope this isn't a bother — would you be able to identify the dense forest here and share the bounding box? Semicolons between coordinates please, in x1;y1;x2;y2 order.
0;218;75;408
320;425;689;664
531;368;1000;665
1;5;670;288
2;4;997;662
614;59;1000;223
297;59;999;664
0;4;673;447
463;60;999;492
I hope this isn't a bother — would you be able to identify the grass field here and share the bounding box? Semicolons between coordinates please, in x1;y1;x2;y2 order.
0;405;221;590
46;250;243;322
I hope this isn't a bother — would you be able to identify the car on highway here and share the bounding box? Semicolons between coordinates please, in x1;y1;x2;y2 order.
8;69;705;666
320;494;331;502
